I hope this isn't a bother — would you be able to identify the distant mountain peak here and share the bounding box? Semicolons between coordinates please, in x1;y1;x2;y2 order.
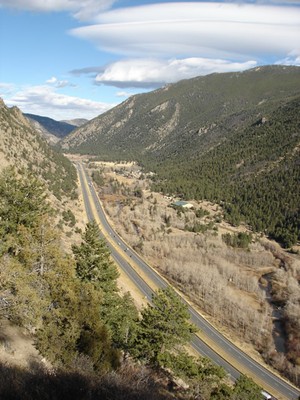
24;113;80;143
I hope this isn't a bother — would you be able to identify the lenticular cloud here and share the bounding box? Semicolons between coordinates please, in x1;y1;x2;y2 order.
71;2;300;60
0;0;116;21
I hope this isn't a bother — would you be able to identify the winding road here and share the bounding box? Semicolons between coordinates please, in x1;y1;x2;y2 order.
76;161;300;400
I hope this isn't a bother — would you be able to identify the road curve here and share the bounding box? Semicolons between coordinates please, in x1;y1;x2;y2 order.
76;162;300;400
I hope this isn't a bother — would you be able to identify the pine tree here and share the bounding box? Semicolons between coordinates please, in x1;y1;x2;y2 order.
72;221;139;353
72;221;119;292
0;167;50;237
101;291;139;352
232;375;262;400
133;286;197;365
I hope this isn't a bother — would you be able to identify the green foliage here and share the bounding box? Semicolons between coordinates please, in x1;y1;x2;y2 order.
159;351;230;398
195;208;210;218
160;351;226;382
132;286;197;365
0;167;49;233
185;221;215;234
232;375;263;400
101;291;139;352
38;141;78;200
91;170;104;186
150;97;300;247
0;165;277;397
72;221;119;292
62;209;76;227
0;167;52;256
72;221;139;352
222;232;252;249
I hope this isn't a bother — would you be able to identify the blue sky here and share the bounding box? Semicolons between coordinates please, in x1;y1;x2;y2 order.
0;0;299;120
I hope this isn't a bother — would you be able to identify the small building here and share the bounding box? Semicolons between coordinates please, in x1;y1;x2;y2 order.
171;200;194;209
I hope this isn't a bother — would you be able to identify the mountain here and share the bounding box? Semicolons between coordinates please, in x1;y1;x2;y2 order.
60;65;300;158
60;66;300;246
25;113;87;144
0;99;77;200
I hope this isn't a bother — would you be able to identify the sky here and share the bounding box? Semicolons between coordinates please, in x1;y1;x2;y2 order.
0;0;299;121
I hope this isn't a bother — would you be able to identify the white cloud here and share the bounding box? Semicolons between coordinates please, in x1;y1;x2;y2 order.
4;84;115;120
46;76;72;88
96;57;257;88
0;0;116;21
71;2;300;60
275;49;300;66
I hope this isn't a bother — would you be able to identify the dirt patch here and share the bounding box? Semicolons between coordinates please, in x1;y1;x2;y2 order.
0;319;46;369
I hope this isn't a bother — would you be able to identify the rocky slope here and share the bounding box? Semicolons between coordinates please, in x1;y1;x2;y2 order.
0;98;77;200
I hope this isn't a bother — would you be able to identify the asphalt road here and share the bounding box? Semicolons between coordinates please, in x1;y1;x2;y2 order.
77;162;300;400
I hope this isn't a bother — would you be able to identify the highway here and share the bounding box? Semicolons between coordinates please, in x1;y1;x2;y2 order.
76;162;300;400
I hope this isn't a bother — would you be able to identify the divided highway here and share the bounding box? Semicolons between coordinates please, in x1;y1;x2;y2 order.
76;162;300;400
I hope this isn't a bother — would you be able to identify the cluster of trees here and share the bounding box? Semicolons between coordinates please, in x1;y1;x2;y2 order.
0;167;264;399
222;232;252;249
91;170;105;187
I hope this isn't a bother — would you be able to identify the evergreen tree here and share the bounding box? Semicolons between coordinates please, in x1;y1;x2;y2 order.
72;221;119;292
0;167;52;258
101;291;139;352
0;167;49;240
232;375;263;400
72;221;139;352
133;286;197;365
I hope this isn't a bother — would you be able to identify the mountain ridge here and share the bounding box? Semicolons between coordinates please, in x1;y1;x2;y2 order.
60;65;300;246
61;65;300;159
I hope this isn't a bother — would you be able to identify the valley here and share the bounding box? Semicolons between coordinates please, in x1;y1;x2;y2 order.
0;64;299;400
61;66;300;249
80;157;300;395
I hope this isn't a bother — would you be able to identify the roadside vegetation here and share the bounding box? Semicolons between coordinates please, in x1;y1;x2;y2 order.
90;160;300;387
0;167;265;399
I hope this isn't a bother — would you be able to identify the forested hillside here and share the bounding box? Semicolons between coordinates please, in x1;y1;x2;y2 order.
60;66;300;246
148;97;300;247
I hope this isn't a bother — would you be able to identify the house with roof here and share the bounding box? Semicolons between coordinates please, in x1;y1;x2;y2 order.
171;200;194;209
